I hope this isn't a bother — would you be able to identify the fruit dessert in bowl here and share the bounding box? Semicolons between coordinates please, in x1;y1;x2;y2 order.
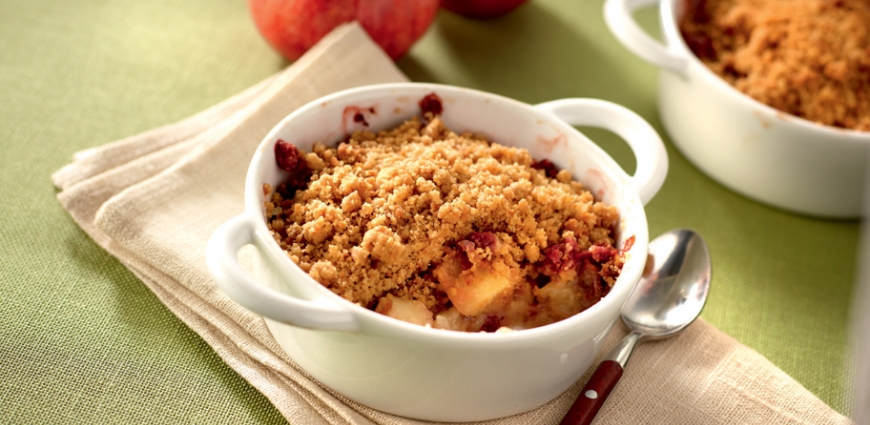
206;83;667;421
263;113;629;332
605;0;870;218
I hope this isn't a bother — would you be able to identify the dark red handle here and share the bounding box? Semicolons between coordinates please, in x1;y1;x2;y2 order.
559;360;624;425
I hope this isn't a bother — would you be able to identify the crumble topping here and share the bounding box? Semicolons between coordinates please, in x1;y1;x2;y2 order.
680;0;870;131
264;114;624;332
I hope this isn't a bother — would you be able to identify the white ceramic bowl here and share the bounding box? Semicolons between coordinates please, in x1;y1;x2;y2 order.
605;0;870;219
205;83;668;421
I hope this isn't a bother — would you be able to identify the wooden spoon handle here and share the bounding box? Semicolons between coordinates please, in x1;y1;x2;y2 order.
559;360;624;425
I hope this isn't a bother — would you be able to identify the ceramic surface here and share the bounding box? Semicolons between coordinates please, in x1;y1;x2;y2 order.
206;83;667;421
605;0;870;218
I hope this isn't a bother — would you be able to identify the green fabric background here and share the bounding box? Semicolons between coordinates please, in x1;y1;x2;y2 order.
0;0;859;423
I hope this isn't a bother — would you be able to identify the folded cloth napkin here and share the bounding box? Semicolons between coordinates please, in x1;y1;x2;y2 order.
53;22;853;425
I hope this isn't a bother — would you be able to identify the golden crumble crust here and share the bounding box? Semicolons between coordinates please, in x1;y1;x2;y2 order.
680;0;870;131
265;116;623;331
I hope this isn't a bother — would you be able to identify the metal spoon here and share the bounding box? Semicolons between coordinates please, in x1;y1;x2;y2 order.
560;228;712;425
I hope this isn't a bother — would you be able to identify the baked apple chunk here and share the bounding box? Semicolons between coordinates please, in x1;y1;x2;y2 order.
375;294;434;327
433;232;522;317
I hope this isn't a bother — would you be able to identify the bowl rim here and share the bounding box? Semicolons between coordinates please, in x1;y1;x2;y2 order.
659;0;870;143
245;82;650;345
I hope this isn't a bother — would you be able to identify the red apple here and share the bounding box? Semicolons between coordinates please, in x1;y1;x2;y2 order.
440;0;529;19
249;0;440;61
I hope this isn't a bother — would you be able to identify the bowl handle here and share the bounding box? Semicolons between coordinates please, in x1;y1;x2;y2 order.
205;214;359;331
603;0;688;77
535;99;668;205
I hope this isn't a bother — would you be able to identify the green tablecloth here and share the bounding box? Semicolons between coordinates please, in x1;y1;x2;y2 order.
1;0;858;423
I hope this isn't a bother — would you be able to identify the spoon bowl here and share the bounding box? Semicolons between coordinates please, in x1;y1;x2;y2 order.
560;228;711;425
623;228;711;339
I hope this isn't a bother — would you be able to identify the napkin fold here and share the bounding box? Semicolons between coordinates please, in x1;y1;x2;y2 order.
53;22;853;425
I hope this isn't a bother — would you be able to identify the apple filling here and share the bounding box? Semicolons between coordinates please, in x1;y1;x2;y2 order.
371;231;622;332
264;109;625;332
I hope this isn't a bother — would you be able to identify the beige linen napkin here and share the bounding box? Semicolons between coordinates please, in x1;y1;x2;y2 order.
53;22;853;425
